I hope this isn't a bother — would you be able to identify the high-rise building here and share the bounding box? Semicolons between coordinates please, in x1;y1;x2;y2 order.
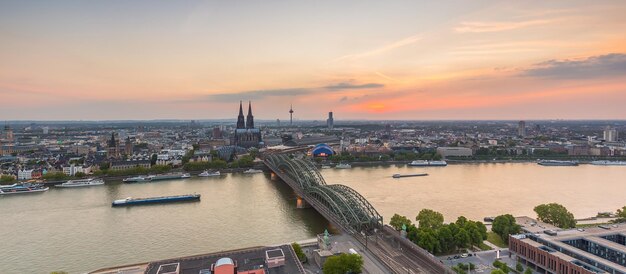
326;112;334;130
603;126;619;142
518;120;526;137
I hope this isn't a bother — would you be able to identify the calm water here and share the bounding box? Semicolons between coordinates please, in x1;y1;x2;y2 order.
2;163;625;273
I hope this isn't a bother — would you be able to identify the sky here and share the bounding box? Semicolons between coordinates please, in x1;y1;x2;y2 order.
1;0;625;121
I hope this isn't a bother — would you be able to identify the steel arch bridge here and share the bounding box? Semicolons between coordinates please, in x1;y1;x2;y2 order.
265;154;383;232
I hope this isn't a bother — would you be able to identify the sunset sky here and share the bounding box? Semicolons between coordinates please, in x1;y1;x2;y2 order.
1;1;625;120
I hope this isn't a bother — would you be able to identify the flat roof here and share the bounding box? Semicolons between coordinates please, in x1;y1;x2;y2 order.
517;223;626;273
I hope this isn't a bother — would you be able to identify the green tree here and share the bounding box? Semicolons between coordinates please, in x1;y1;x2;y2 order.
74;172;86;178
533;203;576;228
516;262;524;272
1;175;16;183
150;154;158;166
416;209;444;229
524;268;532;274
614;206;626;223
438;225;456;253
389;214;412;230
491;214;521;244
491;270;506;274
291;242;306;262
416;228;441;253
323;253;364;274
454;228;471;249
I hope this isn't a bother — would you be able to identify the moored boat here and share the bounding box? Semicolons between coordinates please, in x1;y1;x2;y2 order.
335;163;352;169
590;160;626;166
321;165;332;169
123;176;152;183
112;193;201;206
538;160;578;166
408;160;447;167
56;178;105;188
243;169;262;174
198;170;221;177
0;183;49;195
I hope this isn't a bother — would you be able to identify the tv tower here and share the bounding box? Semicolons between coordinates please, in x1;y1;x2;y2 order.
289;104;294;125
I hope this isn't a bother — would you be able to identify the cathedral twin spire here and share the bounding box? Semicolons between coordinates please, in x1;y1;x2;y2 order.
236;101;255;129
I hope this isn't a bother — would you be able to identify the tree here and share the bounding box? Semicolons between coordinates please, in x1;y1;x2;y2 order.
0;175;16;183
438;225;456;253
390;214;412;230
534;203;576;228
291;242;306;262
491;270;506;274
454;228;471;249
323;253;364;274
614;206;626;223
416;228;440;253
516;262;524;272
74;172;86;178
491;214;521;244
416;209;444;229
524;268;533;274
150;154;158;166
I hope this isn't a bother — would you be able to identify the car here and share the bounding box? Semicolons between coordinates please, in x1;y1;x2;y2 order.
461;253;468;258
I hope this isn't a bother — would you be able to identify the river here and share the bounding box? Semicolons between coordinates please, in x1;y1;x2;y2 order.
1;163;625;273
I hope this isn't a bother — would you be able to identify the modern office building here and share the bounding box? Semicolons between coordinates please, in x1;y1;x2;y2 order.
604;126;619;142
327;112;334;130
518;120;527;138
510;223;626;274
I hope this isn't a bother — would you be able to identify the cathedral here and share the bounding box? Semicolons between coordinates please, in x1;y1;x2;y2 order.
232;101;263;148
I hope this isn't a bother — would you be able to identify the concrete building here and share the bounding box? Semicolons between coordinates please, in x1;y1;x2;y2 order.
568;145;590;156
109;160;151;171
509;223;626;274
518;120;527;138
63;164;86;176
436;146;473;158
327;112;334;130
18;169;34;180
604;127;619;142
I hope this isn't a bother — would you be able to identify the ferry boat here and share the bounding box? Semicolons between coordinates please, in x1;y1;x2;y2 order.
198;170;221;177
537;160;578;166
242;169;262;174
335;163;352;169
123;172;191;183
0;183;49;195
408;160;447;167
56;178;105;188
590;160;626;166
112;194;200;207
392;173;428;178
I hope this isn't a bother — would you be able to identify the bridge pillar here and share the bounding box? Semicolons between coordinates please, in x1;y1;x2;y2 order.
296;195;310;208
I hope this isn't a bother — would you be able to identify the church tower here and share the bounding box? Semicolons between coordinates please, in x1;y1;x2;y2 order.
236;101;245;129
246;101;254;129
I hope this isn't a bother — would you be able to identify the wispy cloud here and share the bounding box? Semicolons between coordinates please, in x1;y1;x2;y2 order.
520;53;626;79
335;35;420;61
208;82;385;102
455;20;551;33
323;82;384;90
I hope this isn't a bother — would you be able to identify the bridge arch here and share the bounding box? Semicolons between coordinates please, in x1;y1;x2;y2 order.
265;154;383;232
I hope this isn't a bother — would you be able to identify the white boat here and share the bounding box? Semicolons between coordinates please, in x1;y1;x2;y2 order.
537;160;578;166
335;163;352;169
243;169;262;174
198;170;221;177
590;160;626;166
321;165;332;169
408;160;447;167
57;178;105;188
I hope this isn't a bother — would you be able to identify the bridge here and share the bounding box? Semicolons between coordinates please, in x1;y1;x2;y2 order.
263;153;451;274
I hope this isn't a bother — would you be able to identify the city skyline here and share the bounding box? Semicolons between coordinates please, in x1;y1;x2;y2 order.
2;1;626;120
